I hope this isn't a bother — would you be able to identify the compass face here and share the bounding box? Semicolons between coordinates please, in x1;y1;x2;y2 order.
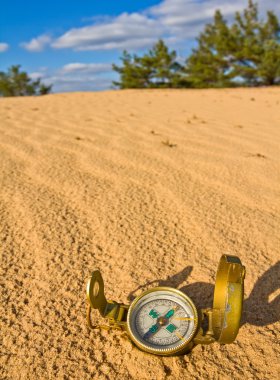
127;287;198;355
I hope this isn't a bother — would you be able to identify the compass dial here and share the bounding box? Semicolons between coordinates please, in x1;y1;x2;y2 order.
127;287;198;355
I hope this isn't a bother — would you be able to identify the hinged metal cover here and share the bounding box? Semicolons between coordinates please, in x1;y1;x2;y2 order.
87;270;107;316
212;255;246;343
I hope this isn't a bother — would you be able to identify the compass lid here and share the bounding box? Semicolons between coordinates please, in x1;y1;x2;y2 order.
212;254;246;344
87;270;107;316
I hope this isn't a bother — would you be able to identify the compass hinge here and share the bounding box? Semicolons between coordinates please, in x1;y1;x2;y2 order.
87;300;129;331
105;301;129;330
193;309;216;345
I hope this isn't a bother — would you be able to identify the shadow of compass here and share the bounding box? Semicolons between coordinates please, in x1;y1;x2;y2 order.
128;261;280;327
127;266;193;302
241;260;280;326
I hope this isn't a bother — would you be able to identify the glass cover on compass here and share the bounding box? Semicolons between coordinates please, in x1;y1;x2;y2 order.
127;287;199;355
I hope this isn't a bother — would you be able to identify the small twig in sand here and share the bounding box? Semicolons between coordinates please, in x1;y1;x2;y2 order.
161;139;177;148
246;152;267;159
150;130;160;135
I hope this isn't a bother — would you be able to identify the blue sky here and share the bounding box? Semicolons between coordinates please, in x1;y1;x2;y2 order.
1;0;279;92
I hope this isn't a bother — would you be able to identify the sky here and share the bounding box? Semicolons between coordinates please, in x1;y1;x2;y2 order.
1;0;279;92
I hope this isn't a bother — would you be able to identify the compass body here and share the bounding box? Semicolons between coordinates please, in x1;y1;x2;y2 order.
86;255;246;356
127;287;199;355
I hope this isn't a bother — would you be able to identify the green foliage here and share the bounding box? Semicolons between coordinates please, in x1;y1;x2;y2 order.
143;39;180;87
0;65;52;97
257;40;280;85
257;11;280;85
113;1;280;89
112;51;148;88
230;0;266;85
185;10;236;88
112;39;189;89
186;0;280;87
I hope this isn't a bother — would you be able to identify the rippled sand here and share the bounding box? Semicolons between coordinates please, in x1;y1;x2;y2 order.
1;88;280;379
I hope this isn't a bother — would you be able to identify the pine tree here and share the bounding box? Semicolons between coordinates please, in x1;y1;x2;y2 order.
112;51;150;88
257;40;280;85
0;65;52;96
229;0;263;85
112;40;185;88
144;39;181;87
185;0;280;87
257;11;280;85
112;1;280;89
185;10;235;88
229;1;280;85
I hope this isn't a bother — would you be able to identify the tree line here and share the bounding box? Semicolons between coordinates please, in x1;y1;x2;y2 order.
112;0;280;88
0;0;279;96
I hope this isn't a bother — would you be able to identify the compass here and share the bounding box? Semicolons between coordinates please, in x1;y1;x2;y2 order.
86;254;246;356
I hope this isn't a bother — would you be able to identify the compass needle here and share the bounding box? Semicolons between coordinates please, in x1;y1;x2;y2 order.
175;332;185;341
173;317;197;321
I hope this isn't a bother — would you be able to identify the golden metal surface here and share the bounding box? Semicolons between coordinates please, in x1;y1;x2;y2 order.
86;270;107;316
173;317;197;321
212;254;246;343
158;316;167;325
86;270;129;330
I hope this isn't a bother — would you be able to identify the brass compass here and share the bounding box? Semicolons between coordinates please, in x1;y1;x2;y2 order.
86;254;245;356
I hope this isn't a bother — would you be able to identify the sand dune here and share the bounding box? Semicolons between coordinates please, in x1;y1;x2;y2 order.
1;88;280;379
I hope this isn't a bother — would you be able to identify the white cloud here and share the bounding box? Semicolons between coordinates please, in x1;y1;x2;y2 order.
51;12;166;51
148;0;280;28
147;0;280;43
29;67;48;80
29;71;44;80
147;0;249;38
49;0;280;53
0;42;9;52
29;62;115;93
258;0;280;16
21;34;51;52
61;62;112;74
81;15;115;24
47;76;112;92
44;75;113;92
21;1;280;54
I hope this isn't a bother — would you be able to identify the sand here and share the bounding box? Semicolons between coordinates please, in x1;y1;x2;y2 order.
0;88;279;380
